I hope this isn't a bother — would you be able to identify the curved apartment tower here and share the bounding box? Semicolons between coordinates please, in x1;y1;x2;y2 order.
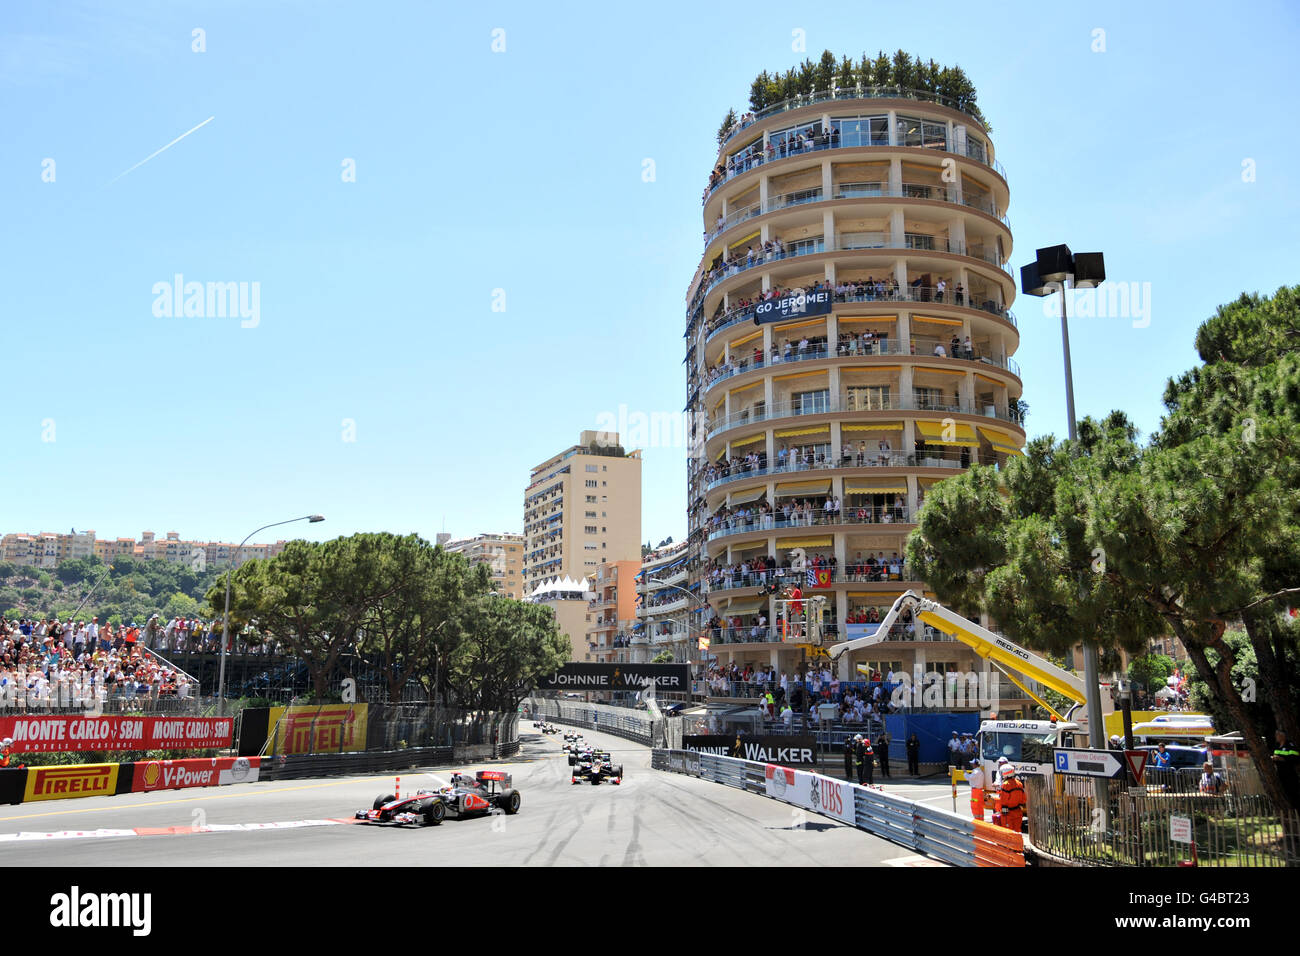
685;85;1028;700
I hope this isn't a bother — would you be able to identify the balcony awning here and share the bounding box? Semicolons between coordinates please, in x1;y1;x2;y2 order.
841;422;902;432
729;432;766;450
774;479;831;496
774;426;830;439
844;483;907;494
911;314;964;327
776;537;833;549
728;486;767;505
916;420;978;446
978;425;1023;456
728;230;761;251
724;598;766;615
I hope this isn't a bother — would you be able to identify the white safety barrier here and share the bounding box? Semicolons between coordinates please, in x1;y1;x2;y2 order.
652;748;1024;867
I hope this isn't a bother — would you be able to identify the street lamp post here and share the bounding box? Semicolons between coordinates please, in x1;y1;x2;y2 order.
645;578;711;667
218;514;324;716
1022;245;1110;813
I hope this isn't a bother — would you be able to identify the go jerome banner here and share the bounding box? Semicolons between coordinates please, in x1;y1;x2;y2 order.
538;663;690;693
753;289;833;324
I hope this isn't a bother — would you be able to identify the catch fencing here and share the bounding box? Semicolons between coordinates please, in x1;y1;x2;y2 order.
651;747;1022;867
527;698;657;746
1025;772;1299;867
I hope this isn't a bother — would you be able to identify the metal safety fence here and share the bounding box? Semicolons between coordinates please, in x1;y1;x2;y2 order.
1025;773;1299;867
527;698;657;746
651;748;1021;867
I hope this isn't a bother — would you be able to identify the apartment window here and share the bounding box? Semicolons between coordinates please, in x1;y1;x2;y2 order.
585;511;597;518
585;525;597;534
793;388;830;414
585;480;597;488
601;481;607;487
602;465;607;471
601;527;606;533
586;495;596;503
586;465;598;472
846;385;891;411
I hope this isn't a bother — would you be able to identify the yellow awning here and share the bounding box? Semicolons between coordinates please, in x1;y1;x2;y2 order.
776;537;833;549
916;366;966;377
728;230;761;251
839;315;897;323
730;328;763;349
979;426;1023;456
911;315;964;327
774;480;831;496
774;426;830;438
844;483;907;494
725;598;766;615
772;317;828;333
852;364;902;372
772;369;827;382
847;591;905;602
974;372;1005;385
728;486;767;505
729;432;766;449
841;422;903;432
916;420;979;446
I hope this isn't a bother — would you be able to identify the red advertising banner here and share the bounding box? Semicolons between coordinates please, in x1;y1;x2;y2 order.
132;756;260;793
0;716;234;753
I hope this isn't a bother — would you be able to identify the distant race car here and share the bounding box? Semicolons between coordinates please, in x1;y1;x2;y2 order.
571;750;623;786
537;723;560;735
354;770;522;826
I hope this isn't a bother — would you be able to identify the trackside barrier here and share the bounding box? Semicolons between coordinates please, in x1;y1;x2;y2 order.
0;757;262;806
653;749;1026;867
258;746;455;781
973;820;1026;867
528;698;654;746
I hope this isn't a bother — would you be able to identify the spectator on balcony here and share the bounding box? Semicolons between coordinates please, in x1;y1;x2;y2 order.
933;342;947;358
936;278;946;302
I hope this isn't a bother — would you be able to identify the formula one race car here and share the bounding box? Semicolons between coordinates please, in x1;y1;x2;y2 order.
536;723;560;735
571;750;623;785
354;771;522;826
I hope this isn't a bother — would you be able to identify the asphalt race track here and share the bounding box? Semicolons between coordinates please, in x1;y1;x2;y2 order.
0;727;937;866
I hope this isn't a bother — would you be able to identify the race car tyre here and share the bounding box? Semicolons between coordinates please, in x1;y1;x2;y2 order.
374;794;396;810
568;755;576;766
502;789;521;815
424;801;446;826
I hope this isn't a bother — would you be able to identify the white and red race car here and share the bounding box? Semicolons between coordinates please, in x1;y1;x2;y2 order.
354;770;521;827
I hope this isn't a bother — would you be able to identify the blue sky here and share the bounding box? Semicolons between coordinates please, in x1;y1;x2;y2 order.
2;0;1298;549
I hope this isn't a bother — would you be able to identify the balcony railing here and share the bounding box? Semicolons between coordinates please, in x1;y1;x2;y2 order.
704;180;1007;245
701;235;1008;298
700;286;1015;341
706;394;1023;440
705;507;912;543
703;564;916;594
717;85;993;152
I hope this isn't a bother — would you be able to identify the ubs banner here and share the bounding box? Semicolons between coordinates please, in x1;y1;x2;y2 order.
753;289;833;324
538;663;690;693
683;734;818;766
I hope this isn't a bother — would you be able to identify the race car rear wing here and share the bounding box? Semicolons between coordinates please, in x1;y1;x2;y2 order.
476;770;512;788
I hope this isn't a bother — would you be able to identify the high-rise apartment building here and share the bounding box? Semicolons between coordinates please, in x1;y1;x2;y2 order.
522;430;642;593
685;82;1033;706
584;559;640;665
445;532;525;599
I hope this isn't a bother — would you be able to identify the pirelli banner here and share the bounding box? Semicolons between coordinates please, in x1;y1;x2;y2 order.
683;734;818;766
537;663;690;693
0;715;234;753
753;289;833;325
265;704;368;755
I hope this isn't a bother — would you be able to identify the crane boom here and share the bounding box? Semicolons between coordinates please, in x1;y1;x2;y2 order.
827;590;1088;712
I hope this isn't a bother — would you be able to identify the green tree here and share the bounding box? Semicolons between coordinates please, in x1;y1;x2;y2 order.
441;598;569;712
716;108;737;146
1127;654;1174;695
836;55;855;91
815;50;836;92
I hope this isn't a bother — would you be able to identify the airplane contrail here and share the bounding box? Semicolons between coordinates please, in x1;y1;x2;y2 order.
107;115;215;185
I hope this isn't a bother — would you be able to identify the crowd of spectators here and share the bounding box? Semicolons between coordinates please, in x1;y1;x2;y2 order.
703;123;836;202
707;495;909;536
0;616;196;711
702;660;906;725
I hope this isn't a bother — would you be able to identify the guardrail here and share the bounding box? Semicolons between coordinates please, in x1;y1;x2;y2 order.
651;747;1023;867
258;746;456;781
528;698;656;746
